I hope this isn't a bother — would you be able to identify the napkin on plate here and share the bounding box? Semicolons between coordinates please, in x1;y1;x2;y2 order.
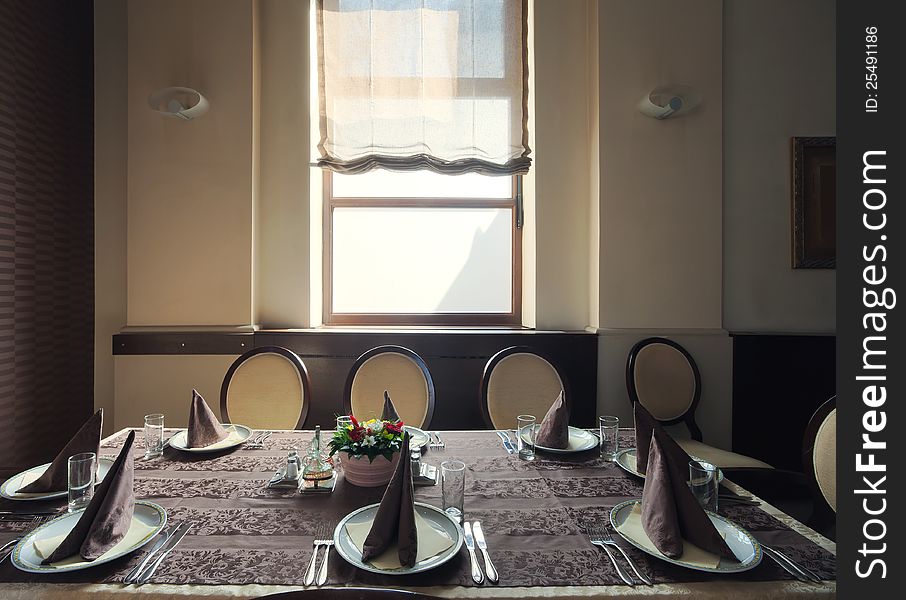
187;389;230;448
361;432;417;566
535;390;569;449
37;430;137;564
19;409;103;493
633;402;693;474
640;429;735;561
381;391;401;423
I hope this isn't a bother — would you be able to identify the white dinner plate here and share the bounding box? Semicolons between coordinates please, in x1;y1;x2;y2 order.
333;502;463;575
1;458;116;501
11;500;167;573
167;424;253;453
614;448;725;482
610;499;761;573
403;426;430;449
524;426;599;454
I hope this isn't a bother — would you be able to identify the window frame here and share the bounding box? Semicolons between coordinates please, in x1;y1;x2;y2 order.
322;170;523;327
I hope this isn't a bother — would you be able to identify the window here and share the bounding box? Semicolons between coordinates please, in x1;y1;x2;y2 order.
315;0;530;326
324;170;522;326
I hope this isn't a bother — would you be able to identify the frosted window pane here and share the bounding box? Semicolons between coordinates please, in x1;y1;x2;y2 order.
332;169;512;199
332;208;512;313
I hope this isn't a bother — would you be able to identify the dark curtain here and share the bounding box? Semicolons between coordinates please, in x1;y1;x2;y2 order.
0;0;94;475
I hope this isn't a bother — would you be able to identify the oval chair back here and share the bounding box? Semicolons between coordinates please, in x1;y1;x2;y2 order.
626;337;703;441
220;346;311;430
343;346;435;429
480;346;567;431
803;396;836;513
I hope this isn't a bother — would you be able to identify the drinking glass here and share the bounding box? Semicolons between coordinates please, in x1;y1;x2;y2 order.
516;415;535;461
598;416;619;460
441;460;465;523
68;452;96;512
689;460;719;512
144;413;165;459
336;415;353;431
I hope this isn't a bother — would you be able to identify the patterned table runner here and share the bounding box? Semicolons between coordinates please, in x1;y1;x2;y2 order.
0;429;835;588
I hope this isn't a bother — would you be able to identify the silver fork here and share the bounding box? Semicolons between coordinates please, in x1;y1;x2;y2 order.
588;526;634;586
430;431;446;450
598;525;652;585
316;527;335;586
304;525;326;586
1;514;54;563
246;430;272;449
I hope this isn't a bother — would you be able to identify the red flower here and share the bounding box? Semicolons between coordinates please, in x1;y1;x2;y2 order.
385;420;403;434
349;426;364;442
349;415;359;429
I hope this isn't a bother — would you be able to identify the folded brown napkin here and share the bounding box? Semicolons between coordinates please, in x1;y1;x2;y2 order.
381;390;401;423
633;402;693;474
362;432;417;567
535;390;569;449
42;430;136;564
20;409;103;493
641;430;734;560
187;389;229;448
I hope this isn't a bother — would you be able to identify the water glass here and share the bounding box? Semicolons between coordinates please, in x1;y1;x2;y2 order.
68;452;96;512
144;413;165;459
689;460;719;512
336;415;353;431
516;415;535;461
441;460;465;523
598;416;619;460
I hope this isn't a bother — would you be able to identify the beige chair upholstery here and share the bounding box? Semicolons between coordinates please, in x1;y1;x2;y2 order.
221;348;309;430
633;342;696;421
485;351;564;431
348;350;432;428
678;438;773;470
812;408;836;512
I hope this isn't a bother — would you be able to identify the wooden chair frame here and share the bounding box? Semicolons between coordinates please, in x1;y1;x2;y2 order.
342;345;436;429
220;346;312;430
802;395;836;517
479;345;571;430
626;337;703;441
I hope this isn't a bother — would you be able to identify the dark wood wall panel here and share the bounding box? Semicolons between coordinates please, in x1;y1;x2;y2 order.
114;330;599;430
731;334;835;472
0;0;94;475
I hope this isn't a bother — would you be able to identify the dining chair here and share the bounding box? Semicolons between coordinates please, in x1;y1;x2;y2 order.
480;346;569;430
255;589;441;600
343;345;435;429
626;337;772;469
803;395;836;514
220;346;311;430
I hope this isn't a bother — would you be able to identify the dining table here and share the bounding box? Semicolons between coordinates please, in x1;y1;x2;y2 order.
0;428;836;599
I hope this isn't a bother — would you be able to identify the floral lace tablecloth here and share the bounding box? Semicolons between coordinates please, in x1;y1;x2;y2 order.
0;429;835;598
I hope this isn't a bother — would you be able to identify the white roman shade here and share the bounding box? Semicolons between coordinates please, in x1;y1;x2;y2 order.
316;0;531;175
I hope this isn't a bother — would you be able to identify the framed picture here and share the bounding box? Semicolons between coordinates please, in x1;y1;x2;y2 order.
791;136;836;269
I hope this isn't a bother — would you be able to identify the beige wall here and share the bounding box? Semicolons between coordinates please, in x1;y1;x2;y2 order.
598;0;724;330
126;0;255;327
723;0;836;333
95;0;128;434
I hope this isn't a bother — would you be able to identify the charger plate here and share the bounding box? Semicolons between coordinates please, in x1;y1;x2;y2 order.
333;502;463;575
524;426;599;454
610;499;761;573
11;501;167;573
168;424;252;453
614;448;725;482
1;458;116;501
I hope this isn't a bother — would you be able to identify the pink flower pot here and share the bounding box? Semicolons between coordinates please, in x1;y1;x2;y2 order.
342;452;400;487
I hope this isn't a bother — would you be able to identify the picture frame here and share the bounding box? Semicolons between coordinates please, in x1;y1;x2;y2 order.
791;136;836;269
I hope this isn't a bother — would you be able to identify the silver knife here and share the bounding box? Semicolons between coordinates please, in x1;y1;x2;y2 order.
124;528;171;584
471;521;498;583
462;521;484;584
136;522;192;584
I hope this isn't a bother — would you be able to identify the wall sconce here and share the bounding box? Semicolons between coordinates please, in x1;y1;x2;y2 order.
148;87;209;120
638;85;700;120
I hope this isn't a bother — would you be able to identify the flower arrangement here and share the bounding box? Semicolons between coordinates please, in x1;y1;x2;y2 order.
328;415;404;463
